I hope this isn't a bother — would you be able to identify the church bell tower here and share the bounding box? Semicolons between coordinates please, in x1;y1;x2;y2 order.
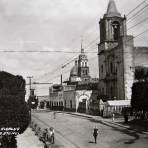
99;0;127;51
78;48;90;81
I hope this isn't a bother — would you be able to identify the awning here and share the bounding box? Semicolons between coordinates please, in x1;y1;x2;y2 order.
106;100;131;106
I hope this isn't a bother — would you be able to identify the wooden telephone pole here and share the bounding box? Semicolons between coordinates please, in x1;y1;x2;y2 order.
27;76;33;95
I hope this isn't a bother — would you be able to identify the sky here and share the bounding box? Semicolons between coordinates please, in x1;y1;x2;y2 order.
0;0;148;96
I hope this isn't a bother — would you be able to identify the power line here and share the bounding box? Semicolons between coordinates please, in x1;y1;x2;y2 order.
85;36;99;50
35;29;148;85
84;1;147;50
127;3;148;22
55;36;99;70
37;27;148;82
27;76;33;96
0;50;97;53
32;1;148;82
127;17;148;30
61;58;77;69
35;47;97;80
35;30;148;83
133;28;148;40
48;55;98;82
126;0;147;16
35;56;76;81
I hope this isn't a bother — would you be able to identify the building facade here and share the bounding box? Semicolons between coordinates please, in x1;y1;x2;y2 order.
37;95;49;109
48;48;99;113
98;0;148;101
48;84;64;110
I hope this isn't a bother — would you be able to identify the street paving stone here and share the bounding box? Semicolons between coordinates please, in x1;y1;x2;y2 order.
32;111;148;148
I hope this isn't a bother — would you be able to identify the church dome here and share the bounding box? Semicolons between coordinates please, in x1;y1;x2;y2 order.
70;65;78;76
70;60;78;76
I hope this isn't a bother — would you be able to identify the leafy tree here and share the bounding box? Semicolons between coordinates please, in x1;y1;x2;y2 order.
131;81;148;111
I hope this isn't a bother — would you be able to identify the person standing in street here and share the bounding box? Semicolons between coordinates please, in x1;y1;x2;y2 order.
93;126;98;144
112;113;115;122
124;114;128;123
41;128;48;144
53;112;56;119
49;127;55;144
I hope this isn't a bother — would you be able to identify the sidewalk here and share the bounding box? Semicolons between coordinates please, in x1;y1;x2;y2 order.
63;111;148;134
17;128;44;148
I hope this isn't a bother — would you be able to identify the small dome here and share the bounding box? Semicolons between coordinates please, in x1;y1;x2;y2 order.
70;65;78;76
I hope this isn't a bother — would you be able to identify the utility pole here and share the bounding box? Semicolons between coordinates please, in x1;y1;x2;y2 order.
61;74;63;86
27;76;34;122
27;76;33;96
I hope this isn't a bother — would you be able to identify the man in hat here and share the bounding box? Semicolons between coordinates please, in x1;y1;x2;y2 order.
93;126;98;144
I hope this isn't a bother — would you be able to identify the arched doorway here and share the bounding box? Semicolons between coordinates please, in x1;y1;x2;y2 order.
39;101;45;109
77;94;89;113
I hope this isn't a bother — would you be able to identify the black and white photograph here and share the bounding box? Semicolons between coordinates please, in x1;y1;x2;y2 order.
0;0;148;147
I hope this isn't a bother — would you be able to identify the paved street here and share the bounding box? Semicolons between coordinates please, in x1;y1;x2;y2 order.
32;111;148;148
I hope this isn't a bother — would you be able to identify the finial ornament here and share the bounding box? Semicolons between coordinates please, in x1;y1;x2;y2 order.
80;37;84;53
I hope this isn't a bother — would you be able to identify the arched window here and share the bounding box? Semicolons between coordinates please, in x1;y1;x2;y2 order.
82;62;85;67
86;70;88;75
85;62;87;67
112;21;120;40
70;100;72;109
83;70;85;74
81;62;84;67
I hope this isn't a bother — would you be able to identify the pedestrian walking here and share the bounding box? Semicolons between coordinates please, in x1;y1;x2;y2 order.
124;114;128;123
53;112;56;119
112;113;115;122
93;126;98;144
45;127;55;144
41;128;48;144
44;127;54;148
49;127;55;144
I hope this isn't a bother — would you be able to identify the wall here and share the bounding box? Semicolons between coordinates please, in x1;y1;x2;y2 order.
49;91;64;110
121;36;134;100
98;35;135;101
63;90;76;111
134;47;148;67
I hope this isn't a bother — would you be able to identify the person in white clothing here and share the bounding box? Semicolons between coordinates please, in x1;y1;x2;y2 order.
48;127;54;144
112;113;115;121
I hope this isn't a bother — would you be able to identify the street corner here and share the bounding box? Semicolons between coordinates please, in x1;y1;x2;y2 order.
17;127;44;148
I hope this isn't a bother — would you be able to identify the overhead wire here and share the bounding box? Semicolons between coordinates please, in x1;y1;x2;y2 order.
126;0;147;16
37;26;148;82
0;50;97;53
127;2;148;22
127;17;148;30
33;0;148;83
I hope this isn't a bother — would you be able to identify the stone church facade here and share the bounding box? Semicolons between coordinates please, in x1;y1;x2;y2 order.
98;0;148;101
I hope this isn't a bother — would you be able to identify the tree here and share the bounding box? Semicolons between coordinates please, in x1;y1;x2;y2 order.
131;81;148;111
